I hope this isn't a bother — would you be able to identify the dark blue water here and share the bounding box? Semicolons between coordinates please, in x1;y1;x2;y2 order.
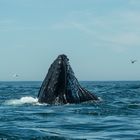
0;81;140;140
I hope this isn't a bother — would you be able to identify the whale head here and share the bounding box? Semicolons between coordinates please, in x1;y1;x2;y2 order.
38;54;98;104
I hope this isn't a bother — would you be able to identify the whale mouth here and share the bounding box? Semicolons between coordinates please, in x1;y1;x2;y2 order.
38;54;98;104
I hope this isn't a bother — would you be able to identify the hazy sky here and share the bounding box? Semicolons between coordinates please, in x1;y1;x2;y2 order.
0;0;140;81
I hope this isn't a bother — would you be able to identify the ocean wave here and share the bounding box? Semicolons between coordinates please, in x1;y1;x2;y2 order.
4;96;39;105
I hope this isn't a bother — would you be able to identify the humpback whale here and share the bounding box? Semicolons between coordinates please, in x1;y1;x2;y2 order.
38;54;98;104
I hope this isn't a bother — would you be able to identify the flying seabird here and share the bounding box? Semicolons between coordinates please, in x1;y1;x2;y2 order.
13;74;19;78
131;60;137;64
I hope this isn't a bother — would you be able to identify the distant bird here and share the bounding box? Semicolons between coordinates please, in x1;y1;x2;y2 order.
131;60;137;64
13;74;19;78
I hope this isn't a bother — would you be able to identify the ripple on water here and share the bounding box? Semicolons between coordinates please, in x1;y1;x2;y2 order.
0;81;140;139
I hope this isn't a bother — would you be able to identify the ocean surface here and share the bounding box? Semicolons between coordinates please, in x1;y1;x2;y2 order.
0;81;140;140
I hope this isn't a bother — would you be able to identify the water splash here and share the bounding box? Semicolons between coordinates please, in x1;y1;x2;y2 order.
4;96;39;105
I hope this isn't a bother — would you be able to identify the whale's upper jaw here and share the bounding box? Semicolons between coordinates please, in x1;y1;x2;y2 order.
38;54;69;104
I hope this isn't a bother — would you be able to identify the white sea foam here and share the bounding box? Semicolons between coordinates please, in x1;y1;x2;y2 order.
4;96;39;105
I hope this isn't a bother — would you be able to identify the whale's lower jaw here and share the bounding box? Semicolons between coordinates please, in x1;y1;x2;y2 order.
38;54;99;105
38;88;98;105
38;93;98;105
38;78;99;105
